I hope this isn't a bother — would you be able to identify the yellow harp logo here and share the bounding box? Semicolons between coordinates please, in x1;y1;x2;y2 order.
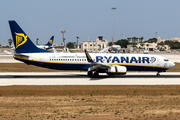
15;32;27;49
49;39;53;44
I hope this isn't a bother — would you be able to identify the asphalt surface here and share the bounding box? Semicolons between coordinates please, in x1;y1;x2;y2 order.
0;51;180;86
0;72;180;86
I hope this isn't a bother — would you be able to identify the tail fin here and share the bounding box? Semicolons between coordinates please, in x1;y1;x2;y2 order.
9;20;51;53
46;36;54;46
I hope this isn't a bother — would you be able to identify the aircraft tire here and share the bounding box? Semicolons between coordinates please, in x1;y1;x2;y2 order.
87;71;93;77
94;72;99;77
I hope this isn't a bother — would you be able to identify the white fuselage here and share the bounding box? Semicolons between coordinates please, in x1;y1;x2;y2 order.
36;45;52;50
15;52;175;72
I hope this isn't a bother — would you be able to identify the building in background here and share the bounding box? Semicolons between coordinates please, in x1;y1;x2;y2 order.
135;42;170;51
157;37;180;43
81;36;108;52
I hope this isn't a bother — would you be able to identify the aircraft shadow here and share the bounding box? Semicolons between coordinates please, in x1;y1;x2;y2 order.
0;74;180;80
89;75;180;80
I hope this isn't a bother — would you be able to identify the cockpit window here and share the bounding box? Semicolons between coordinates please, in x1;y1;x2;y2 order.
164;59;169;62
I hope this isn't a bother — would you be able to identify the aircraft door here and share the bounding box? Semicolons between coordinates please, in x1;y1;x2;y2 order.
157;59;160;66
39;57;44;65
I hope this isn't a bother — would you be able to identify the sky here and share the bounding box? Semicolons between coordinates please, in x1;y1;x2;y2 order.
1;0;180;45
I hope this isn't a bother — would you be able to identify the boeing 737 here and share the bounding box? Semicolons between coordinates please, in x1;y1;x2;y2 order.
36;36;54;50
9;20;175;77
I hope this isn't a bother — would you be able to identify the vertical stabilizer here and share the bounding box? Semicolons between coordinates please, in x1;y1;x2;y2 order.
46;36;54;46
9;20;51;53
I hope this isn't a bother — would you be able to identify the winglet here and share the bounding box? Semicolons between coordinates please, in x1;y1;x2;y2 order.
84;49;94;63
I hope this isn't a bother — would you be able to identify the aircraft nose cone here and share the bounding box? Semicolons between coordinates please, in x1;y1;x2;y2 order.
171;62;175;68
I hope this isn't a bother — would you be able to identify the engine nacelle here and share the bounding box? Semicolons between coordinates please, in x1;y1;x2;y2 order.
107;66;127;75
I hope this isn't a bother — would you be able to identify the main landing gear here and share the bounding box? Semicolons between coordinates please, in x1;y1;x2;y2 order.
87;71;99;78
156;72;160;76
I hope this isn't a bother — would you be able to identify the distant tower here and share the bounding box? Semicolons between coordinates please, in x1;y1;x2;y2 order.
112;7;116;42
61;30;66;48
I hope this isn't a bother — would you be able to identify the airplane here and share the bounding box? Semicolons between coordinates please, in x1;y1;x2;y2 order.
111;45;121;51
9;36;54;52
36;36;54;50
108;45;121;53
9;20;175;77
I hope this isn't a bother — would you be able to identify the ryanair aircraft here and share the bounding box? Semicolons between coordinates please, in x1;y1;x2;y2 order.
36;36;54;50
9;20;175;77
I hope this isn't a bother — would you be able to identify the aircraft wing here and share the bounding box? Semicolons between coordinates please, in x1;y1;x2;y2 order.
84;50;110;71
89;62;111;71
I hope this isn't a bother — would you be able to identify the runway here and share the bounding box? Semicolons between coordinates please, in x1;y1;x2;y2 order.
0;52;180;86
0;72;180;86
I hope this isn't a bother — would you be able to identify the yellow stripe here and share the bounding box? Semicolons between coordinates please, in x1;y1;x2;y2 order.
86;51;91;60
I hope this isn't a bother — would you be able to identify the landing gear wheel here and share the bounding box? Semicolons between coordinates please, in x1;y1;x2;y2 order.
94;72;99;77
87;71;93;77
156;72;160;76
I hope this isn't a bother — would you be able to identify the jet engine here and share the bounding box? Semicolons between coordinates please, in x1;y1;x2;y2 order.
107;66;127;75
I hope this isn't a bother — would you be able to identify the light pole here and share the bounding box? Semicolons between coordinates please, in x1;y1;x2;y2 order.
61;30;66;48
76;36;79;49
155;32;158;38
121;33;124;39
36;38;39;45
112;7;116;43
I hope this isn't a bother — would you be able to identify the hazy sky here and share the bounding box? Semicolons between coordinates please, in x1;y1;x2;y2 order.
1;0;180;45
